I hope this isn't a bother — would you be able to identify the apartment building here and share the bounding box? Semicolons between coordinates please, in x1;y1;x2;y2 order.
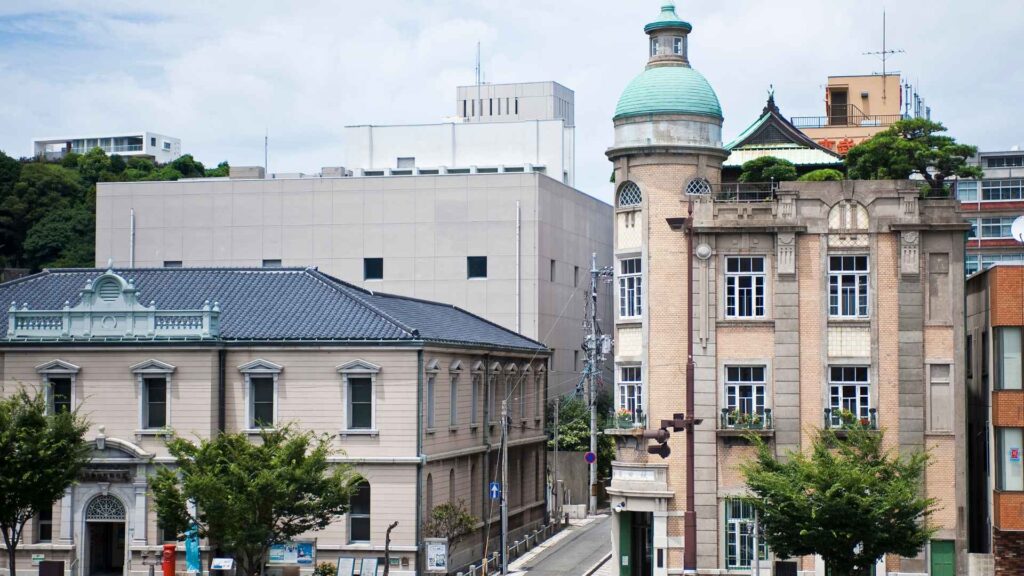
966;263;1024;576
33;132;181;163
604;5;965;575
0;267;549;576
954;149;1024;274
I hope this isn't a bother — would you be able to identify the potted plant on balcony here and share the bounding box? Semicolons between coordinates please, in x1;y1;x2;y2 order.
616;408;635;429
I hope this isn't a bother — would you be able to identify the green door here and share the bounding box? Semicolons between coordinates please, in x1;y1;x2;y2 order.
930;540;955;576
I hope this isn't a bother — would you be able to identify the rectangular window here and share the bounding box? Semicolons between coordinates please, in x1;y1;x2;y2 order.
471;374;480;425
535;371;544;419
250;376;275;428
619;258;642;318
980;217;1014;238
673;36;683;55
348;482;371;542
986;156;1024;168
828;255;869;318
487;374;497;423
650;37;659;56
997;428;1024;491
550;259;556;282
724;366;766;427
364;257;383;280
162;141;171;151
725;500;767;568
967;335;974;380
928;364;953;432
725;256;765;318
982;179;1024;201
163;261;182;268
160;523;177;543
489;98;493;115
467;256;488;279
348;377;373;429
396;157;415;169
618;366;643;421
427;375;436;429
574;265;580;287
471;99;475;116
49;377;72;414
956;180;978;202
37;508;52;543
143;377;167;429
828;366;871;425
514;98;519;115
998;327;1023;390
463;100;467;117
573;350;579;372
262;259;282;268
449;375;458;427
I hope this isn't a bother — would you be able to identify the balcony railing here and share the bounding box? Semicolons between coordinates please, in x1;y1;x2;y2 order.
791;104;908;129
824;407;878;430
709;182;778;202
720;408;773;430
70;144;144;155
610;408;646;430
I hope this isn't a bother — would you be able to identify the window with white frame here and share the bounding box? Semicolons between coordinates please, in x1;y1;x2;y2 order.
488;372;498;424
724;366;766;427
619;258;642;318
348;377;373;429
449;374;459;426
239;359;281;430
983;179;1024;201
49;377;72;414
518;371;526;421
348;480;371;543
536;368;545;419
618;366;643;421
36;360;79;415
725;257;765;318
956;180;978;202
828;255;869;318
617;181;642;208
980;217;1015;238
426;374;436;429
471;372;481;425
724;499;767;569
672;36;684;55
828;365;871;424
36;508;52;543
142;377;168;429
649;37;659;56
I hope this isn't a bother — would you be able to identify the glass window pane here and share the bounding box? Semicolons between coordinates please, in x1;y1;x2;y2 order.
1000;328;1023;390
998;428;1024;491
252;378;274;402
350;517;370;542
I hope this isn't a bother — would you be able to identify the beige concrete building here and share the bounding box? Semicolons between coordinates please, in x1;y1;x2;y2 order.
604;5;965;576
94;171;611;398
0;267;549;576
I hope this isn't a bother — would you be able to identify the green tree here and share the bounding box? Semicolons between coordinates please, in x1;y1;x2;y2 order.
741;428;936;576
60;152;81;169
151;427;362;576
0;389;91;576
739;156;798;183
845;118;982;195
169;154;207;178
0;163;86;268
206;161;230;177
422;501;478;563
77;147;112;185
109;154;127;174
23;204;95;268
798;168;845;182
547;395;615;480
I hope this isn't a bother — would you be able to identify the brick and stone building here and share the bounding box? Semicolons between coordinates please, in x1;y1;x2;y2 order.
0;267;550;576
967;263;1024;576
604;5;966;575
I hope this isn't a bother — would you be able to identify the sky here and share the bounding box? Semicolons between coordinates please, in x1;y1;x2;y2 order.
0;0;1021;204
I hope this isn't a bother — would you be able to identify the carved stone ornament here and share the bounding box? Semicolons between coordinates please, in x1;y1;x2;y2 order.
695;243;713;260
900;230;920;276
777;232;796;276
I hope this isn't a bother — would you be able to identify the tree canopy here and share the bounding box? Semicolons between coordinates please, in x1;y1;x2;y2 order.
548;395;615;480
151;426;362;576
845;118;982;195
739;156;798;183
0;390;91;576
798;168;845;182
741;428;936;576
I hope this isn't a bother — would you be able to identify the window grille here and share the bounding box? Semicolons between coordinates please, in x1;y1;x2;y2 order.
86;495;126;521
618;181;642;207
685;178;712;195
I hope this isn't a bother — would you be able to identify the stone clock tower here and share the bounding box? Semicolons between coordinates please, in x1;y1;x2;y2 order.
605;4;726;575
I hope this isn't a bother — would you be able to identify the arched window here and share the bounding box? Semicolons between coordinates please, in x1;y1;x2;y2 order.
85;495;125;521
685;177;712;196
617;181;642;208
348;480;371;543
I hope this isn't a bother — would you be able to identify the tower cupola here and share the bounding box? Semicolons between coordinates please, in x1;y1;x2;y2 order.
645;4;692;67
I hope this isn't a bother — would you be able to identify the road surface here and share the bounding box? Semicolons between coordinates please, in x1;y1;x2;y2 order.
518;515;612;576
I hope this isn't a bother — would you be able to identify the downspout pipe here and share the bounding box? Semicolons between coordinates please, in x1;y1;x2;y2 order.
217;347;226;434
684;200;697;574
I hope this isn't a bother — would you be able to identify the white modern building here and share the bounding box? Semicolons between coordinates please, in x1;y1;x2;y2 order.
344;81;575;186
33;132;181;163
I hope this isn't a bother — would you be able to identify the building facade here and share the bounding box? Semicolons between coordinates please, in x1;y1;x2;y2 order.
455;81;575;127
605;5;966;576
0;267;549;576
966;263;1024;576
954;149;1024;275
33;133;181;163
94;169;611;398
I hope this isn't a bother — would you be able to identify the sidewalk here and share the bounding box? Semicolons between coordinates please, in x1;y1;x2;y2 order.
508;514;611;576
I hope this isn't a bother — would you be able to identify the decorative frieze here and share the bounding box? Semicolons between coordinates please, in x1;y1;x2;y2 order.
901;230;920;276
776;232;796;276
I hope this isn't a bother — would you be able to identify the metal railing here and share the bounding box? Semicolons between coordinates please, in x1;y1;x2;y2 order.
719;408;773;430
791;105;907;129
823;407;878;430
70;144;144;154
710;182;778;202
457;521;563;576
609;408;647;429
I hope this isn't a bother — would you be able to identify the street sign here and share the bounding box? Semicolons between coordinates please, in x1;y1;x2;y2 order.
584;451;596;464
142;555;162;567
211;559;234;570
489;481;501;500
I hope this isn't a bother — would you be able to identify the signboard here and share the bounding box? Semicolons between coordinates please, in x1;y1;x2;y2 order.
31;554;44;566
336;558;355;576
1012;447;1021;462
358;558;378;576
142;555;162;567
268;541;315;565
424;539;448;573
584;451;596;464
211;559;234;571
489;481;501;501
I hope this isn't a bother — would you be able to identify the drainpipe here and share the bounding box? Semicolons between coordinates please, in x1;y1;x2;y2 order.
516;201;521;333
217;348;226;434
416;350;424;575
129;208;136;267
684;199;697;574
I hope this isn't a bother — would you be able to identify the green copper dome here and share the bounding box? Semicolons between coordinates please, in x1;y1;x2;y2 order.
644;4;692;33
613;66;723;121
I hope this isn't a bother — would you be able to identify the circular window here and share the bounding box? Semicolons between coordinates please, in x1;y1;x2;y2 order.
617;181;642;207
685;178;712;196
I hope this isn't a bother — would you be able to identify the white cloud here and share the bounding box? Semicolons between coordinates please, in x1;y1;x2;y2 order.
1;0;1021;204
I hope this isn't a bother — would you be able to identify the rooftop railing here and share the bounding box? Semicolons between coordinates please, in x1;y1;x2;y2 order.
706;182;778;202
791;105;908;129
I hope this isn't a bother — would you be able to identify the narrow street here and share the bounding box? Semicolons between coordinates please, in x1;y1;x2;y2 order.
512;515;612;576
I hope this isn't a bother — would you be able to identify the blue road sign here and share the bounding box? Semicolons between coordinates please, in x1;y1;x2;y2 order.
584;451;596;464
489;481;501;500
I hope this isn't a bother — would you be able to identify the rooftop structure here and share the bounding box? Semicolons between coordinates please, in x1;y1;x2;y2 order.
455;80;574;126
33;132;181;164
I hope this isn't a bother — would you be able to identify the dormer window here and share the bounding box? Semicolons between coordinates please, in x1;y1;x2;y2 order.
650;37;660;57
97;278;121;301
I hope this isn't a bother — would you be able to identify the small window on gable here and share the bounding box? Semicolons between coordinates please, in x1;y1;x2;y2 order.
97;278;121;301
618;181;642;208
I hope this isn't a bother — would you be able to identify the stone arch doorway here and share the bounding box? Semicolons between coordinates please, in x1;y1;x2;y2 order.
84;494;127;576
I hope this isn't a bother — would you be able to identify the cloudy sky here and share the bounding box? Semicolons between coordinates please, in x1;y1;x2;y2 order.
1;0;1021;203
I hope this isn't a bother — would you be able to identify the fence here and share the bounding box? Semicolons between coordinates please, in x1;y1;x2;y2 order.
457;520;564;576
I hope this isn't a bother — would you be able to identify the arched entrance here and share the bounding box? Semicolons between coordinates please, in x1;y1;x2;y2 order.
84;495;126;576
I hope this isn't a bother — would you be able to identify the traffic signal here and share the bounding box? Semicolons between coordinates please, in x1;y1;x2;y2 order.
644;427;670;459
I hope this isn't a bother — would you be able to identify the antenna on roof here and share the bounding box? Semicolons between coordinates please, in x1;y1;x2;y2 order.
264;128;269;177
863;10;905;102
475;42;482;120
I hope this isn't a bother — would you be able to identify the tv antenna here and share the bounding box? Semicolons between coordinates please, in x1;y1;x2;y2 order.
863;10;904;102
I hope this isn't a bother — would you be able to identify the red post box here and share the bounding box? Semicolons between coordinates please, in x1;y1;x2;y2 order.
162;544;177;576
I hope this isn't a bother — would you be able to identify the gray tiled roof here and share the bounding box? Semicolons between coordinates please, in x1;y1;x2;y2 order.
0;268;547;351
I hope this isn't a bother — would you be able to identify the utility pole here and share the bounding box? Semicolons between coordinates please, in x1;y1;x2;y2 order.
553;401;560;520
585;252;613;517
500;399;509;575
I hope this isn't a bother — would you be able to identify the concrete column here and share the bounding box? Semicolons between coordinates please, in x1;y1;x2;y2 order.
132;478;148;546
59;487;73;543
